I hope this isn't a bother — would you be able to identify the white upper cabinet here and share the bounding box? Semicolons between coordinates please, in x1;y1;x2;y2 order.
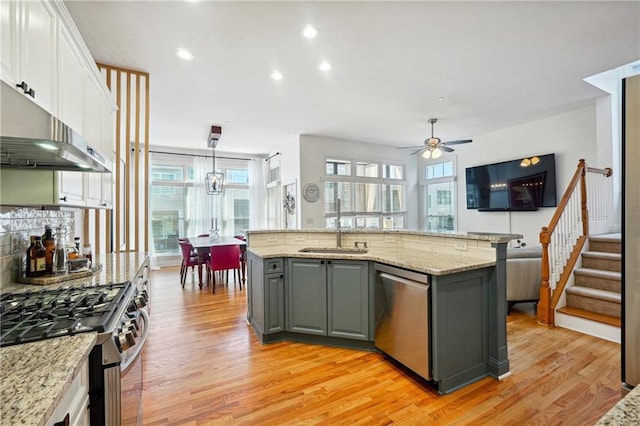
58;171;86;206
84;75;102;151
58;23;85;135
0;1;16;83
9;1;57;112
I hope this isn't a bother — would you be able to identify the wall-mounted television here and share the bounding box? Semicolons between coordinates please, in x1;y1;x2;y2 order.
465;153;557;211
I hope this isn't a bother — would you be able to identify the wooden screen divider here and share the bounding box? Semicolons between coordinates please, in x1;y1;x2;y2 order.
84;63;150;255
537;159;613;326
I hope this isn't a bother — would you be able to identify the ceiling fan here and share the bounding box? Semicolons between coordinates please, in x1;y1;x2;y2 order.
399;118;472;159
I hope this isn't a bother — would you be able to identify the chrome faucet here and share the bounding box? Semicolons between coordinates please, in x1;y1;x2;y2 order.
336;198;342;248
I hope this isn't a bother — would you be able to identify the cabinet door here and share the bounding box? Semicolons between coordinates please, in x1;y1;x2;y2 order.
57;171;85;206
58;23;85;134
86;172;102;208
21;0;56;113
327;260;369;340
83;76;102;150
101;99;115;162
0;1;16;84
287;259;327;335
101;171;113;208
265;273;285;334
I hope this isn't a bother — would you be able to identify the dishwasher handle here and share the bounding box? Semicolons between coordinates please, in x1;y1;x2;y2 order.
379;272;430;290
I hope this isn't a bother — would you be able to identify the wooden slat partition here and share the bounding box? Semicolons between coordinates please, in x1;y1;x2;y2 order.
537;159;613;326
92;63;150;254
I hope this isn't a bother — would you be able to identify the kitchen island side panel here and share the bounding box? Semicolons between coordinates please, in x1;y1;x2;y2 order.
431;267;493;394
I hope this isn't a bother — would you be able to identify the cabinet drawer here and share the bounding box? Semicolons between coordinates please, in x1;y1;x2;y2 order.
265;258;283;274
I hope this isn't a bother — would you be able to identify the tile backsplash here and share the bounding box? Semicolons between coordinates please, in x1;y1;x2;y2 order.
0;207;75;287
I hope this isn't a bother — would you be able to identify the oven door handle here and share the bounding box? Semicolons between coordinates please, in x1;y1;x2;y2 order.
121;309;150;373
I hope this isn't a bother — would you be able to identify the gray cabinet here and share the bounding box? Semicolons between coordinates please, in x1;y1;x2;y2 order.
247;253;285;337
328;260;369;340
287;258;369;340
430;267;493;394
287;258;327;335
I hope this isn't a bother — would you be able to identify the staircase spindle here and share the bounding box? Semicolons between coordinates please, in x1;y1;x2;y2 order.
537;160;613;326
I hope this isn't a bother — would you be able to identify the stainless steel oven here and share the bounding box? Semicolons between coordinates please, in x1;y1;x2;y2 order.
1;278;149;426
90;260;150;426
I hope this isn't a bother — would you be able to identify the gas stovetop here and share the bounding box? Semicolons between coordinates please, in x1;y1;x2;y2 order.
0;282;132;347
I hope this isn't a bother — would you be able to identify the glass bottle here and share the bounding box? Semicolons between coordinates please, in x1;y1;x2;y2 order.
25;236;35;277
42;225;56;274
30;236;46;277
53;226;69;274
83;243;93;266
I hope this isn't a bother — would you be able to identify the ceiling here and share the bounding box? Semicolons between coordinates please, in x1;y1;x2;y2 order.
64;1;640;156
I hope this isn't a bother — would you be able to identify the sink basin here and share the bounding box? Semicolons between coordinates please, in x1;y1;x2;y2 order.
298;247;369;254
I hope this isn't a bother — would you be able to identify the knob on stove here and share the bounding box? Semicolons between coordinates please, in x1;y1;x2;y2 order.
122;320;138;337
115;330;136;352
135;295;147;308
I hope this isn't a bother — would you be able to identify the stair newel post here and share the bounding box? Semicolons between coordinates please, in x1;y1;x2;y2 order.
538;226;553;326
578;159;589;237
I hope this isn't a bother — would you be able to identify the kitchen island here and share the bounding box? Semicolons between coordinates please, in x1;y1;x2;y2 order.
245;229;519;394
0;252;149;425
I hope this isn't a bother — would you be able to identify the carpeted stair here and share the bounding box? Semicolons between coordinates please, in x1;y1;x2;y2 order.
559;234;621;327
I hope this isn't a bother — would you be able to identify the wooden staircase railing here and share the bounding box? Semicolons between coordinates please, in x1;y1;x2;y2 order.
537;159;613;326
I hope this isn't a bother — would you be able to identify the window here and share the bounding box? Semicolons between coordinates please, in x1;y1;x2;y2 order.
150;153;251;255
422;158;456;232
324;158;406;229
266;157;281;229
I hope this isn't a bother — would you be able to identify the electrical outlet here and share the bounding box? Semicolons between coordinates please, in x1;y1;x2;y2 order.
267;235;278;242
454;241;468;251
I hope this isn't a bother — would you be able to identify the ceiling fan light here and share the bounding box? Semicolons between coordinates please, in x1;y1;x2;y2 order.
432;148;442;159
422;149;432;159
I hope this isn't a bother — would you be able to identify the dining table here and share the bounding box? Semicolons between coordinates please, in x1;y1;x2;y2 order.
188;235;247;288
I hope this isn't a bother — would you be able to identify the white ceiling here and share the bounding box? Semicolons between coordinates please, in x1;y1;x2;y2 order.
64;1;640;156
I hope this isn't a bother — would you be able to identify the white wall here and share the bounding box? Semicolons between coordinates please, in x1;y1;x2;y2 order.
279;136;301;228
457;105;599;246
298;134;420;229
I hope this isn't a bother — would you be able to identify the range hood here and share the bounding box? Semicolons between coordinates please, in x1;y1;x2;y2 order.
0;81;112;173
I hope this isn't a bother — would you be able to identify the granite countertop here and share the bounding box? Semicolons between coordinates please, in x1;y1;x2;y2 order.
248;245;496;276
1;251;149;294
246;228;521;243
0;252;149;425
0;333;97;426
597;386;640;425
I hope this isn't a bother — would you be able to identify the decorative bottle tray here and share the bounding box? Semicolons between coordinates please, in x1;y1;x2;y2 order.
16;264;103;285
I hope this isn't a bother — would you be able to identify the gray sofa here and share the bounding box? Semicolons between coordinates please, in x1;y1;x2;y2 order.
506;246;542;313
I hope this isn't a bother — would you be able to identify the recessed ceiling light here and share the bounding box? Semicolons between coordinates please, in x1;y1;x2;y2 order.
302;25;317;39
176;48;194;60
319;61;332;71
271;70;283;80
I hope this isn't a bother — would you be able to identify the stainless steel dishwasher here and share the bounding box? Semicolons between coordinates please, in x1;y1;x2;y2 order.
374;263;431;380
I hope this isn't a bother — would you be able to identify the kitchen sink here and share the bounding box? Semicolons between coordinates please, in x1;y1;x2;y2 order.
298;247;369;254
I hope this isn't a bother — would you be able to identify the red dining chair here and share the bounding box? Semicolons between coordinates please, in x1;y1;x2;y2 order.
178;240;205;288
206;244;241;293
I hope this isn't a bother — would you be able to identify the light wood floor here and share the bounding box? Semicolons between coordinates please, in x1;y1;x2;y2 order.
142;266;622;425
